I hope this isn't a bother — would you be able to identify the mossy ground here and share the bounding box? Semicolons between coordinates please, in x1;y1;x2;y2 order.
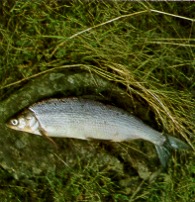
0;1;194;201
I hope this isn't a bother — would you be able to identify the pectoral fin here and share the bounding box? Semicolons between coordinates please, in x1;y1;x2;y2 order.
39;127;58;150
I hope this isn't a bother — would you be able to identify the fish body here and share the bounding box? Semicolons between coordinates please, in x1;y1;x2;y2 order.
7;98;165;144
7;98;189;167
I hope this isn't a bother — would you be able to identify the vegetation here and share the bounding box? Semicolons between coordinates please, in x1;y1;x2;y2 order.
0;1;194;201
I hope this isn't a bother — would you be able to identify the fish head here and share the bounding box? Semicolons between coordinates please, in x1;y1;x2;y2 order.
6;110;41;135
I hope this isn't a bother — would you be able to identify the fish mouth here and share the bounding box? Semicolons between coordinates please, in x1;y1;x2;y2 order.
5;121;17;130
5;120;12;128
5;117;21;131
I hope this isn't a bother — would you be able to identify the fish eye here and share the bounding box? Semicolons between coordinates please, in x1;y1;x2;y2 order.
11;119;19;126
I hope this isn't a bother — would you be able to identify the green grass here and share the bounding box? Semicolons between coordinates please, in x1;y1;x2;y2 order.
0;1;194;201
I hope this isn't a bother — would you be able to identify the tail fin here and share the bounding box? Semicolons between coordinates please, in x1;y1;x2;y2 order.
155;135;190;168
167;136;190;150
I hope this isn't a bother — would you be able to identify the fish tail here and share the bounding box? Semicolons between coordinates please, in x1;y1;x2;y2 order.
155;135;190;168
167;135;190;150
155;142;171;168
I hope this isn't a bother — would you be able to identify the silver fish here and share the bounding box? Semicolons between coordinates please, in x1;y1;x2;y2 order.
6;98;189;167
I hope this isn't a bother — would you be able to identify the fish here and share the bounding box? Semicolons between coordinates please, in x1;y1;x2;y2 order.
6;97;189;167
